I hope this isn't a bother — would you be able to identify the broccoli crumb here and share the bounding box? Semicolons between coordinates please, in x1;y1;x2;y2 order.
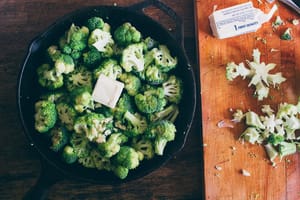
241;169;251;176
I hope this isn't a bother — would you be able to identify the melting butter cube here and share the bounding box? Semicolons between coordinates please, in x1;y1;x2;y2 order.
92;74;124;108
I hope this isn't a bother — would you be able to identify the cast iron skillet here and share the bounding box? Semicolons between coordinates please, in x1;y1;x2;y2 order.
17;0;197;199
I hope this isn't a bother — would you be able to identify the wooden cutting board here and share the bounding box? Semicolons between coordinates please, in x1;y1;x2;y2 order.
195;0;300;199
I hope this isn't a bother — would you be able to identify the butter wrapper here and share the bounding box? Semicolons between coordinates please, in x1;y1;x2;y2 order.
209;2;277;39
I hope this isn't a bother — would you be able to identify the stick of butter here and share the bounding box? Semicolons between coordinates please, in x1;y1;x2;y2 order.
209;2;278;39
92;74;124;108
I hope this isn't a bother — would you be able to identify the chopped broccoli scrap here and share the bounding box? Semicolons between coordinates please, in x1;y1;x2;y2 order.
225;48;286;100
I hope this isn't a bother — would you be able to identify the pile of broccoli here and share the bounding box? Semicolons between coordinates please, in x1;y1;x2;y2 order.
33;16;183;179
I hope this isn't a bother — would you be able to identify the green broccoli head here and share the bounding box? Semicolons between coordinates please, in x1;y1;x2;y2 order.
65;66;93;92
70;132;91;158
145;120;176;141
111;93;135;121
74;112;113;142
89;149;112;170
61;145;78;164
50;126;69;152
153;45;177;72
123;111;148;137
121;43;145;72
56;102;77;131
119;73;141;96
114;22;142;46
142;36;158;51
40;90;64;103
54;54;75;75
132;137;154;160
37;63;64;90
98;133;128;158
47;45;61;62
86;17;105;31
82;48;102;68
112;165;129;179
267;134;284;146
93;59;123;80
67;24;89;52
71;87;94;113
113;146;140;170
135;86;166;114
34;100;57;133
145;120;176;155
88;29;114;52
148;104;179;123
162;75;183;104
144;65;168;85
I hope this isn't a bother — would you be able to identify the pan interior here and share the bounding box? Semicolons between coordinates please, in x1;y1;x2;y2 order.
17;5;196;184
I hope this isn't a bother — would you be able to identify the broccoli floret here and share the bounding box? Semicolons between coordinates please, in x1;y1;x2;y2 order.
148;104;179;123
113;146;140;170
119;73;141;96
98;133;128;158
37;63;64;90
40;90;64;103
111;93;135;121
267;134;285;146
162;75;183;104
135;86;167;114
70;132;91;158
34;100;57;133
86;17;105;31
145;120;176;155
47;45;61;62
121;43;144;72
61;145;78;164
74;112;113;142
144;65;168;85
65;66;93;92
56;102;77;131
54;54;75;75
67;24;89;52
142;36;158;51
281;28;292;40
82;48;102;68
113;22;142;46
71;87;94;113
58;24;89;60
50;126;69;152
153;45;177;72
89;149;111;170
88;29;114;52
132;137;154;160
112;165;129;179
93;59;122;80
123;111;148;137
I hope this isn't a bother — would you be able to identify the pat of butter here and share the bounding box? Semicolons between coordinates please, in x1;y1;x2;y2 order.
92;74;124;108
209;2;277;39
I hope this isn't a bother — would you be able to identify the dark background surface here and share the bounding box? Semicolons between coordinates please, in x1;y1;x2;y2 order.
0;0;204;199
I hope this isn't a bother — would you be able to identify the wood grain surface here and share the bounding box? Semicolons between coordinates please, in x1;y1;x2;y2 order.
0;0;204;199
195;0;300;200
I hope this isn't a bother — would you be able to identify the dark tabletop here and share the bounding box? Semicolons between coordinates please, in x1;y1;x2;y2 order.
0;0;204;199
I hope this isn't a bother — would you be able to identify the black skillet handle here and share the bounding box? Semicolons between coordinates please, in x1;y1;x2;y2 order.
128;0;184;47
23;158;63;200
